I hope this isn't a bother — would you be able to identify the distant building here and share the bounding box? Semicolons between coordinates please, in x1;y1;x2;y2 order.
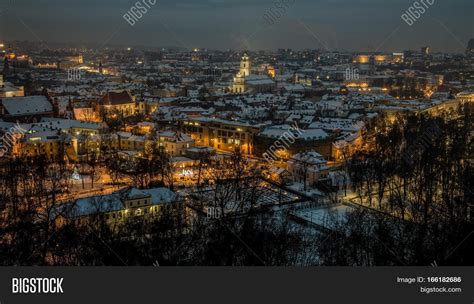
467;39;474;56
58;55;84;70
331;132;363;161
255;125;333;160
281;84;305;94
231;52;274;94
185;146;216;160
19;130;77;161
73;107;101;122
240;51;251;77
157;131;195;156
0;95;54;122
96;90;138;118
181;117;259;155
456;91;474;103
38;117;102;137
53;187;179;227
421;46;430;57
287;151;329;187
116;132;146;152
36;118;103;159
392;52;404;64
353;54;401;66
0;75;24;97
353;55;370;64
65;54;83;65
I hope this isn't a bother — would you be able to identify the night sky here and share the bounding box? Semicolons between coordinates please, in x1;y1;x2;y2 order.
1;0;473;52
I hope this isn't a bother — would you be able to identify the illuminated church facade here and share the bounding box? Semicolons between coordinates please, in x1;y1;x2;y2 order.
231;52;275;94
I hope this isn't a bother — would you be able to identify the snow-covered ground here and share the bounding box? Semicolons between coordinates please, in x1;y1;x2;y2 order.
292;204;354;230
286;182;325;198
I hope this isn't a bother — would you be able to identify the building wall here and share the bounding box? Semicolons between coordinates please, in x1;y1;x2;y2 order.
0;87;25;98
64;201;184;228
181;120;259;155
253;135;334;160
100;103;137;118
0;112;54;123
287;163;328;186
157;138;195;156
20;140;77;161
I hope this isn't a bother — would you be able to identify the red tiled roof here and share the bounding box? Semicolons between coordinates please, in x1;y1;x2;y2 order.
99;91;134;105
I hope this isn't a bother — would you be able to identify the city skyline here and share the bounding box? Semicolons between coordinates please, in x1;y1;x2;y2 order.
0;0;473;270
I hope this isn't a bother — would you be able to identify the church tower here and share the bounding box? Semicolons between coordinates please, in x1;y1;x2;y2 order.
231;51;252;93
232;72;245;93
239;51;251;77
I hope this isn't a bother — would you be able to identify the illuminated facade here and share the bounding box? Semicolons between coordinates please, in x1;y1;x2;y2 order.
331;133;363;161
19;131;78;161
65;55;84;65
181;117;259;155
97;90;138;118
157;131;195;156
231;52;275;94
353;54;401;65
232;52;251;93
233;71;246;93
353;55;370;64
287;152;329;187
392;53;404;63
240;51;251;77
457;92;474;103
54;187;180;227
0;75;25;97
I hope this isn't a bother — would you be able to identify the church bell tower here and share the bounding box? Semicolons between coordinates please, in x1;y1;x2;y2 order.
240;51;251;77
